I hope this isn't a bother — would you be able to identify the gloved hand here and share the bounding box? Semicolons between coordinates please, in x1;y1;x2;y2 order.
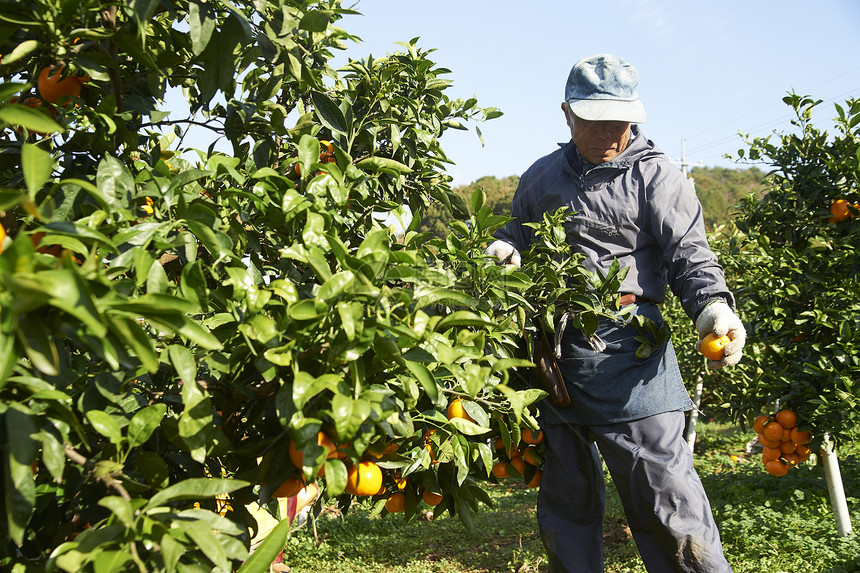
695;301;746;369
484;240;521;267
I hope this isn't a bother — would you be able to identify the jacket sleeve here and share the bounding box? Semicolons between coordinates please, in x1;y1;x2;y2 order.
647;164;736;320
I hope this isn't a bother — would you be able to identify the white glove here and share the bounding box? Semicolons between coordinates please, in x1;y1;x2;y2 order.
695;301;746;369
484;240;521;267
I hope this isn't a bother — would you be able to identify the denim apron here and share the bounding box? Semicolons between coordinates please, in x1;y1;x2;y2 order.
537;301;692;426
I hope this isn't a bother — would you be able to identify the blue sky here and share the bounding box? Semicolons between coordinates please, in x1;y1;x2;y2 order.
330;0;860;186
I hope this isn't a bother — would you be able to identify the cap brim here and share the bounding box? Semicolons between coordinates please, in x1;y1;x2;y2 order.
568;98;647;123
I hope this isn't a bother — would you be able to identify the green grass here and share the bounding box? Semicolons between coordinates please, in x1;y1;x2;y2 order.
279;423;860;573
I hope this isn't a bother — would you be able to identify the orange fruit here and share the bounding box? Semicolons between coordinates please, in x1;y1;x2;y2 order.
761;446;782;462
829;199;857;223
783;452;803;467
757;433;781;449
288;432;336;468
523;447;541;466
446;398;475;423
37;66;84;105
775;409;797;429
779;441;797;454
752;415;770;435
509;456;527;477
422;490;443;506
765;459;788;477
699;333;730;361
795;443;812;457
273;474;304;498
790;427;812;445
0;222;5;254
384;492;406;513
395;476;408;490
491;461;509;479
526;469;543;488
762;421;785;442
493;437;506;450
345;461;383;496
522;428;544;445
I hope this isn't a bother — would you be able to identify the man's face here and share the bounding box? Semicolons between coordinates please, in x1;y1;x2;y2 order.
563;104;631;165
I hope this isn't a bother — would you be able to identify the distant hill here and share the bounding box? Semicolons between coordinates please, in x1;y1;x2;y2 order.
688;166;766;229
414;167;765;238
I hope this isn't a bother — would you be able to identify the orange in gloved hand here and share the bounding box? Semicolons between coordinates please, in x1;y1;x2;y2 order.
699;333;730;361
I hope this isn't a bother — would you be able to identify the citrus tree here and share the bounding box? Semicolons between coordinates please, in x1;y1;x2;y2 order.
717;94;860;450
0;1;626;570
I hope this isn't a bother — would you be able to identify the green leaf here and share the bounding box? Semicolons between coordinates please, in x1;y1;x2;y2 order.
93;550;131;573
98;496;135;528
160;532;184;572
0;105;63;136
311;90;347;134
316;271;355;303
145;312;222;350
288;299;322;321
128;0;162;22
21;143;53;198
332;394;372;440
188;0;216;55
145;478;250;509
447;417;490;436
405;360;438;403
106;316;159;373
356;156;413;175
86;410;123;444
235;516;291;573
4;405;37;546
299;10;332;32
182;520;228;569
168;345;198;386
2;40;38;66
96;155;135;211
293;372;341;410
17;312;59;375
128;404;167;448
434;311;494;331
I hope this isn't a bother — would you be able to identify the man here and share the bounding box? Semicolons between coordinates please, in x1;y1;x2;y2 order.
486;54;745;572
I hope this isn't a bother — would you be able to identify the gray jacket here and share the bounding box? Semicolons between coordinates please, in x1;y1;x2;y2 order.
496;126;734;321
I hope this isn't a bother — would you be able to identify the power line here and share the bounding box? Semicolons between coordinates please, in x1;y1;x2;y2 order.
681;85;860;164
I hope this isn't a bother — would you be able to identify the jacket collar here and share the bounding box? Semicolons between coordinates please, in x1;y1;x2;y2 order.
562;124;650;177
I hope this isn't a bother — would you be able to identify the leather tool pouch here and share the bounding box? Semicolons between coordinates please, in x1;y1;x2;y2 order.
533;328;570;408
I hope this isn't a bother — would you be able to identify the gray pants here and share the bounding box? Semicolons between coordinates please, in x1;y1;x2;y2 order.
536;411;733;573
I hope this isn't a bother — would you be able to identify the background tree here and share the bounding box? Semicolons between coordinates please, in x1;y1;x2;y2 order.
689;166;765;230
715;94;860;448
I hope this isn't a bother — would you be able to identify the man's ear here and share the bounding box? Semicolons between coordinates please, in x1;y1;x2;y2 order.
561;102;572;126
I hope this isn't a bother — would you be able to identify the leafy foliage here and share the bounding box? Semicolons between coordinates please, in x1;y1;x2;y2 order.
0;1;624;571
715;94;860;447
416;175;520;239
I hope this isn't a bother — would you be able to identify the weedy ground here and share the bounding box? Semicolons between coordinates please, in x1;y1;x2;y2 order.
279;422;860;573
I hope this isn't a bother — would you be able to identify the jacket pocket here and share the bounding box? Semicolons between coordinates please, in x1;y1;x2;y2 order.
564;213;621;239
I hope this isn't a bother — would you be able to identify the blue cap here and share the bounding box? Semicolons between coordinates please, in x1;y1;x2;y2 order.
564;54;647;123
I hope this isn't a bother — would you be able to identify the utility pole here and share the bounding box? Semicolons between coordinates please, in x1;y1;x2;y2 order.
673;138;703;178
